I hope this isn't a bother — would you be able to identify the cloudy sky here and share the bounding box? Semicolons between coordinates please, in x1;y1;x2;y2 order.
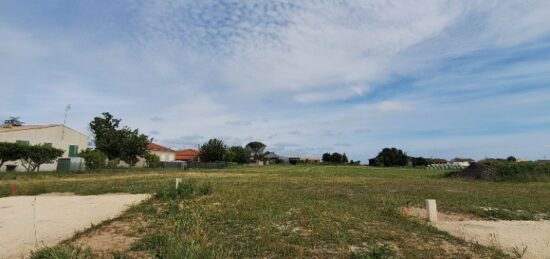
1;1;550;161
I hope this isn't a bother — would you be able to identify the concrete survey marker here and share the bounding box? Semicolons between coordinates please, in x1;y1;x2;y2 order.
0;193;150;259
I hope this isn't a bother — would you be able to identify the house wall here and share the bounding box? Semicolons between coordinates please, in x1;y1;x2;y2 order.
151;150;176;162
0;126;88;172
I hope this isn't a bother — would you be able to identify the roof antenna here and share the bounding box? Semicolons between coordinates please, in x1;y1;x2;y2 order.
62;104;71;140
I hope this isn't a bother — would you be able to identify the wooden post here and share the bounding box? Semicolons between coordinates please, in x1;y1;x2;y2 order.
10;184;17;196
175;178;182;189
426;199;437;222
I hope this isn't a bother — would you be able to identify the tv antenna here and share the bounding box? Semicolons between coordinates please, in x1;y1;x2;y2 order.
62;104;71;140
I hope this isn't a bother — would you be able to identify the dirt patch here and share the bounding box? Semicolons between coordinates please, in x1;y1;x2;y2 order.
72;219;140;256
407;207;480;221
0;193;150;259
407;207;550;258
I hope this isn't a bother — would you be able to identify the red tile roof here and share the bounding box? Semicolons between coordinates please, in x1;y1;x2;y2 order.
176;149;199;161
147;143;175;152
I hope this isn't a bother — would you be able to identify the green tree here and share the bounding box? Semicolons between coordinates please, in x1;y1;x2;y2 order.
0;142;23;168
119;128;150;167
228;146;250;164
342;153;349;163
90;112;123;160
200;139;226;162
224;148;236;163
372;147;409;167
322;153;331;163
245;141;266;161
507;156;517;162
78;149;107;170
144;152;161;168
89;112;150;166
19;144;64;172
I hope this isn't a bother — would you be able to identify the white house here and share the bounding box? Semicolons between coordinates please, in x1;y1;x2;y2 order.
147;143;176;162
0;124;88;172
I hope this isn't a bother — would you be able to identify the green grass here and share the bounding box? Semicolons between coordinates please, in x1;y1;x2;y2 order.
5;165;550;258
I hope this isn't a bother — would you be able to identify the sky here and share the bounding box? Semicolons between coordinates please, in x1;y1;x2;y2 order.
1;0;550;162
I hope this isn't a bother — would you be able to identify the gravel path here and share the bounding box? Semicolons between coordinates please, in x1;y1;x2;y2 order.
0;194;150;259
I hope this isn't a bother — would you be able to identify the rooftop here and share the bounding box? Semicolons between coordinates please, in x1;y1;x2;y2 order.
0;124;61;133
147;143;175;152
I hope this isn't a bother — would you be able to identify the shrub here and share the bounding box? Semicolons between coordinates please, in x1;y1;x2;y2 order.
144;152;162;168
155;180;213;201
78;149;107;170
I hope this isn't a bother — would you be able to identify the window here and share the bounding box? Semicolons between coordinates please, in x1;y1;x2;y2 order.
16;140;29;146
44;143;53;148
68;145;79;157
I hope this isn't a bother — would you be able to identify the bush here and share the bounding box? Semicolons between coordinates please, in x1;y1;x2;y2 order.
225;146;250;164
449;160;550;181
155;180;212;200
144;152;162;168
78;149;107;170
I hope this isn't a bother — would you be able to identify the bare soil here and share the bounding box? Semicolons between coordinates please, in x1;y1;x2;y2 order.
0;193;150;259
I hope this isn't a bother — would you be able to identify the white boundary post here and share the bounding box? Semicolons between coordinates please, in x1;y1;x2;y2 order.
175;178;182;189
426;199;437;222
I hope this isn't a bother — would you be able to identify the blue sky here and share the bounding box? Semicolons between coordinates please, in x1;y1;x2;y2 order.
1;1;550;162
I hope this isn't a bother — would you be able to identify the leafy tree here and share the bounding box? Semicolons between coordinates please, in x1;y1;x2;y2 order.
371;147;409;167
246;141;266;161
410;157;429;167
224;148;236;163
331;152;343;163
144;152;161;168
200;139;226;162
78;149;107;170
90;112;123;160
0;142;23;168
89;112;150;166
342;153;349;163
322;153;332;163
507;156;517;162
19;144;64;172
119;128;150;167
230;146;250;164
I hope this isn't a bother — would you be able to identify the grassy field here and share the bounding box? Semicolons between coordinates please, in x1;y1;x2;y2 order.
3;165;550;258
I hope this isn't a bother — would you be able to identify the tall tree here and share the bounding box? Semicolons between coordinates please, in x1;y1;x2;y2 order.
246;141;266;161
89;112;123;160
89;112;150;165
322;153;331;163
119;127;150;166
342;153;349;163
200;138;226;162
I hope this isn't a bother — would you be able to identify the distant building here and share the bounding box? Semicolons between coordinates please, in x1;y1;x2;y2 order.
288;156;320;164
0;124;88;172
175;149;200;162
147;143;176;162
